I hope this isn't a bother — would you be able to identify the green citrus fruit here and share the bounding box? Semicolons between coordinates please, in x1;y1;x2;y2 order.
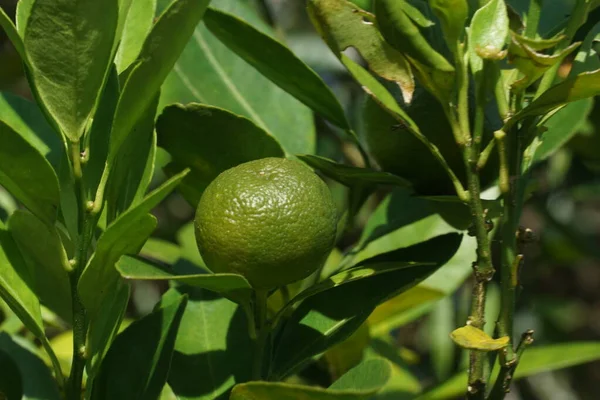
194;157;338;289
359;85;500;195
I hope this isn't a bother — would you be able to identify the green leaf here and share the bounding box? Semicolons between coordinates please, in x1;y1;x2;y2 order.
0;92;61;168
106;96;159;222
117;255;253;306
85;66;120;201
232;358;392;400
531;98;594;164
0;348;23;400
91;294;187;400
347;191;479;334
115;0;158;74
508;36;580;91
418;342;600;399
450;325;508;351
156;103;285;206
0;220;44;340
511;69;600;122
468;0;509;75
374;0;454;72
165;287;253;400
271;262;440;380
23;0;119;140
79;169;189;317
427;296;455;382
571;21;600;75
429;0;468;53
16;0;34;36
307;0;415;103
159;0;315;155
141;238;182;265
0;333;61;400
204;7;349;130
85;281;130;379
109;0;211;158
298;155;411;188
8;210;71;323
0;7;26;64
0;120;60;225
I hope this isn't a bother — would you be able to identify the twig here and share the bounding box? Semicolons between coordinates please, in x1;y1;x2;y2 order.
487;330;535;399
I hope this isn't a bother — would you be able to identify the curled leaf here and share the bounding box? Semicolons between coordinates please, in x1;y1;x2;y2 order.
450;325;509;351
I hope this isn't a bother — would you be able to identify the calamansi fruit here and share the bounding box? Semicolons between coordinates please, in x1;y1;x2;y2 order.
194;157;338;290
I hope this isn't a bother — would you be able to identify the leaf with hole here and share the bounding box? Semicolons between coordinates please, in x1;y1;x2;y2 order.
307;0;415;103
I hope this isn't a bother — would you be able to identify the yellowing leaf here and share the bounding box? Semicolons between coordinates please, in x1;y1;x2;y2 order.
450;325;509;351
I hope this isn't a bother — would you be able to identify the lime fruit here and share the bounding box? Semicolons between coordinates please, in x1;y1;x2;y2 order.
194;157;338;289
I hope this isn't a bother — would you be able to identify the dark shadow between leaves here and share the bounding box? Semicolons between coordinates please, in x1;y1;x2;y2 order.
0;333;60;399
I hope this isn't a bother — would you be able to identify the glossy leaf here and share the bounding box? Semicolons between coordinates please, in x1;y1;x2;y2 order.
156;103;284;206
0;333;61;400
159;0;315;155
468;0;509;75
106;96;159;222
23;0;118;140
117;255;253;305
571;21;600;75
141;238;182;265
110;0;211;157
531;98;593;164
323;323;371;380
79;169;188;316
271;262;440;380
418;342;600;399
115;0;158;73
232;358;392;400
374;0;454;71
8;210;72;323
0;92;61;168
85;66;120;201
204;7;349;129
509;36;580;91
511;69;600;122
85;281;131;378
0;120;60;225
15;0;34;36
91;294;187;400
307;0;415;103
339;57;420;146
348;191;478;334
429;0;468;53
0;220;44;340
298;155;411;188
165;287;253;400
450;325;508;351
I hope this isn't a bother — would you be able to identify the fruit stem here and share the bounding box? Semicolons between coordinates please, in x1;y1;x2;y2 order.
252;289;270;380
